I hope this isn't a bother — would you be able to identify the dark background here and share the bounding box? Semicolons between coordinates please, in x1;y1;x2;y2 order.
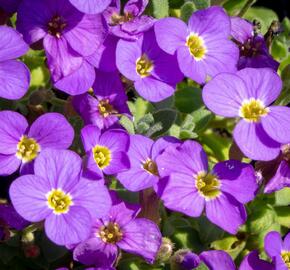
255;0;289;19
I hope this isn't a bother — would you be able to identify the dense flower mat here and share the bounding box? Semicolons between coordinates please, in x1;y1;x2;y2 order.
0;0;289;269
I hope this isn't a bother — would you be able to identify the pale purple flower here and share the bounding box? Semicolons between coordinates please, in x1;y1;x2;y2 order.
0;26;30;100
69;0;111;14
156;140;258;234
9;149;112;246
154;6;239;84
0;111;74;176
203;68;290;161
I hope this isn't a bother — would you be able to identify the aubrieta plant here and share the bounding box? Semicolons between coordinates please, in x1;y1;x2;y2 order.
0;0;289;269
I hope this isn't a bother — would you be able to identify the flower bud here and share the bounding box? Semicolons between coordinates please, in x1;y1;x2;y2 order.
156;237;174;263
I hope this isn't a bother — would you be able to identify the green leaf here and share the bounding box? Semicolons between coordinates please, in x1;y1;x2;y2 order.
152;0;169;18
151;109;177;137
129;97;153;123
119;115;135;134
192;0;210;9
275;188;290;206
180;2;197;22
275;206;290;228
196;263;210;270
244;7;279;34
180;129;198;140
175;86;203;113
168;0;184;8
271;38;288;60
191;107;213;133
223;0;248;16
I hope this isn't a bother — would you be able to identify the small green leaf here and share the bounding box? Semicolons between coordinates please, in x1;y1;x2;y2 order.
175;86;203;113
191;108;213;133
119;116;135;134
192;0;210;9
275;206;290;228
196;263;210;270
180;2;197;22
152;0;169;18
275;188;290;206
151;109;177;137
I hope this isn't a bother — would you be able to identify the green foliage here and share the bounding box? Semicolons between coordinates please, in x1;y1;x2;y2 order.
151;0;169;18
180;2;197;22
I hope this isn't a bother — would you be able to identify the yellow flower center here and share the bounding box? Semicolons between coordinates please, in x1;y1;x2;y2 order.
239;98;269;122
186;34;207;61
136;54;153;78
195;171;221;199
16;136;40;163
46;189;72;214
92;145;111;169
98;222;123;244
143;159;159;175
98;99;118;118
282;251;290;269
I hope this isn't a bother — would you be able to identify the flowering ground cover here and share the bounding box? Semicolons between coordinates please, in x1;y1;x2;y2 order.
0;0;289;269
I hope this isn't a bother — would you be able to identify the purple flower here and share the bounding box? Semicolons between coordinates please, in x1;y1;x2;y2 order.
265;231;290;270
68;0;111;14
9;149;112;245
116;28;184;102
0;0;21;14
264;144;290;193
0;204;29;230
17;0;107;95
117;135;180;192
104;0;154;40
154;6;239;84
231;17;279;71
173;250;236;270
239;250;274;270
73;197;162;266
81;125;130;179
0;111;74;176
203;68;290;161
0;26;30;100
73;70;130;130
156;140;258;234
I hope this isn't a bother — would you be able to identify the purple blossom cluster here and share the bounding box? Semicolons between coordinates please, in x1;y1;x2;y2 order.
0;0;289;269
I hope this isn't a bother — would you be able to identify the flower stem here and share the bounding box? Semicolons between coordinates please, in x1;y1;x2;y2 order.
238;0;256;17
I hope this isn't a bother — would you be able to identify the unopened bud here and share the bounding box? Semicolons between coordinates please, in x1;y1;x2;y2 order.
156;237;174;263
170;249;200;270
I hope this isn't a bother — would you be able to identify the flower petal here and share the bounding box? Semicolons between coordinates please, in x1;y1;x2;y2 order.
34;149;82;192
100;129;130;153
0;110;28;155
73;237;117;266
156;140;207;177
28;113;74;149
45;206;91;245
69;0;111;14
0;154;21;176
205;193;246;234
161;172;205;217
0;60;30;100
154;17;187;55
0;26;29;61
237;68;282;106
264;160;290;193
188;6;231;38
9;175;51;222
54;60;96;95
230;17;252;43
239;250;274;270
134;77;176;102
200;250;235;270
117;167;158;192
103;151;130;175
177;46;207;84
70;178;111;219
233;121;280;161
118;218;162;263
264;231;283;258
202;72;248;117
213;160;258;204
64;14;107;56
261;106;290;144
81;125;101;152
116;38;142;81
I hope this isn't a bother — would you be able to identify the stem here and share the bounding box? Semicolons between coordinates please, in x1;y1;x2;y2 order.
238;0;256;17
50;97;67;107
